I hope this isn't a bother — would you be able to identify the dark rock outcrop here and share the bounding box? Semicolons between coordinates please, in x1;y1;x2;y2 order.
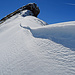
25;3;40;17
0;3;40;24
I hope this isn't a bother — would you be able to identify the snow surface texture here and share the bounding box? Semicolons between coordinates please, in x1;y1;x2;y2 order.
20;10;34;17
0;11;75;75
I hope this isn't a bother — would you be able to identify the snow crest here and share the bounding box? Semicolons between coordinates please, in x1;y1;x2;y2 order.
0;14;75;75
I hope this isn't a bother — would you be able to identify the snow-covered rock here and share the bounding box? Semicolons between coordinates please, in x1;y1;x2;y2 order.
20;10;33;17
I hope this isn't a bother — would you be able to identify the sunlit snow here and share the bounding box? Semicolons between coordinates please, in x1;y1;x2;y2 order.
0;11;75;75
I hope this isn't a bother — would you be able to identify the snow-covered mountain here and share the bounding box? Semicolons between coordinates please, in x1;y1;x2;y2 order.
0;8;75;75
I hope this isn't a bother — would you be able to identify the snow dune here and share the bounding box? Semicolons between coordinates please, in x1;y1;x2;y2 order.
30;21;75;51
0;13;75;75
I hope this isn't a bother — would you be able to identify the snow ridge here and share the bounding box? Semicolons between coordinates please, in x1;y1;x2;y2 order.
0;13;75;75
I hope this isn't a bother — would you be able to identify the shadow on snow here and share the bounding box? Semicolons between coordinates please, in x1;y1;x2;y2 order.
20;24;75;51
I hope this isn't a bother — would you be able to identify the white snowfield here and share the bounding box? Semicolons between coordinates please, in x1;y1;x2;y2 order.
0;11;75;75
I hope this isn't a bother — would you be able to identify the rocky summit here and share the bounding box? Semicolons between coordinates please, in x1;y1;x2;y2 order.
0;3;40;24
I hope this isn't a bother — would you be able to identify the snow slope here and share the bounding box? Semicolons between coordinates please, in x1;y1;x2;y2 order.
0;12;75;75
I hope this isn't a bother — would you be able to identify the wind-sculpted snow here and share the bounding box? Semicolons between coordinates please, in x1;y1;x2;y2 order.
30;21;75;51
0;15;75;75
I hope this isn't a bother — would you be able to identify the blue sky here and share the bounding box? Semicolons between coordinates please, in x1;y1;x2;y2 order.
0;0;75;24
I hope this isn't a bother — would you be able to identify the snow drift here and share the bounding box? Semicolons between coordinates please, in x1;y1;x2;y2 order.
0;10;75;75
